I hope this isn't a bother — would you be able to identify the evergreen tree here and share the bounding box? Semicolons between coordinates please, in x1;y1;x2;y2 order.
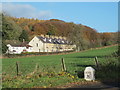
2;41;8;54
47;29;55;36
47;24;56;36
1;13;22;53
19;30;29;42
2;14;22;40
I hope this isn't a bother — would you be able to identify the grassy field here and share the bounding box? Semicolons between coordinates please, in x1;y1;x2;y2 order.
2;45;118;88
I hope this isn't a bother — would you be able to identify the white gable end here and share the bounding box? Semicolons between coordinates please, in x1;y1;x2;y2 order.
29;36;44;52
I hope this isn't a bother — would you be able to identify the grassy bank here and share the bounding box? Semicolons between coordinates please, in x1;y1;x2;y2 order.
2;45;118;88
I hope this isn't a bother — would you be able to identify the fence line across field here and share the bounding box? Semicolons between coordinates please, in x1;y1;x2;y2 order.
2;57;99;77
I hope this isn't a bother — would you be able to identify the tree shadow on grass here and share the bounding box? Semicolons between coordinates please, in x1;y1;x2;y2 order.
67;52;119;89
68;67;119;89
72;62;120;89
74;64;96;78
75;64;95;68
70;62;95;78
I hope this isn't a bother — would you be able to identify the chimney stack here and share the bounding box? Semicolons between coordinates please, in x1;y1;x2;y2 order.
41;34;44;37
54;36;58;39
46;35;49;38
59;36;62;39
23;39;25;43
63;37;66;40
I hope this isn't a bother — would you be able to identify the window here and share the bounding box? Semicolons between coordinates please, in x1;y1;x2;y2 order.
52;47;54;52
13;50;16;52
23;49;27;53
36;43;38;47
46;47;48;52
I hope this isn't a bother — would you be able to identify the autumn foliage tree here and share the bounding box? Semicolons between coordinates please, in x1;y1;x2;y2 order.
19;30;29;42
4;16;117;52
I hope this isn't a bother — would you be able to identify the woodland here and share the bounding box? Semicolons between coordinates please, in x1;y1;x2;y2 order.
1;14;118;53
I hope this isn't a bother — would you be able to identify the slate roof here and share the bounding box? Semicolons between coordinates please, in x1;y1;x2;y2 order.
37;36;72;45
10;42;32;47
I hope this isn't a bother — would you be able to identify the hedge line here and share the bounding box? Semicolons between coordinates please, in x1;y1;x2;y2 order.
3;50;75;58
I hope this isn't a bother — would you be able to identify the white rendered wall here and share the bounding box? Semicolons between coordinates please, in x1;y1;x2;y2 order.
29;36;44;52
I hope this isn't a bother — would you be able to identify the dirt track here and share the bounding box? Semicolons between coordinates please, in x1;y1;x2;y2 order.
56;81;120;90
66;82;120;90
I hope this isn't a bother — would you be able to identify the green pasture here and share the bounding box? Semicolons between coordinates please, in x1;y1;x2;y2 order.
2;45;118;88
2;45;118;75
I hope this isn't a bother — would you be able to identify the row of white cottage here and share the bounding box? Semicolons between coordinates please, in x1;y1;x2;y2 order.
6;35;76;54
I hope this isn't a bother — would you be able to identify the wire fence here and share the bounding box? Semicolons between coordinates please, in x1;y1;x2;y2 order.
3;56;113;79
2;59;64;78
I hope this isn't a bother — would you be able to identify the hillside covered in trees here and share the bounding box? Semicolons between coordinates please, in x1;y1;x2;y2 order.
1;14;118;53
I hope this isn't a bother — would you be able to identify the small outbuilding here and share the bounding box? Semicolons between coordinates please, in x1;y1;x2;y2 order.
6;43;33;54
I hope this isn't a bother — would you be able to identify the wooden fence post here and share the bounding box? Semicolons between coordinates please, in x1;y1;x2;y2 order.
35;63;39;71
94;56;99;69
16;61;19;76
61;58;66;71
